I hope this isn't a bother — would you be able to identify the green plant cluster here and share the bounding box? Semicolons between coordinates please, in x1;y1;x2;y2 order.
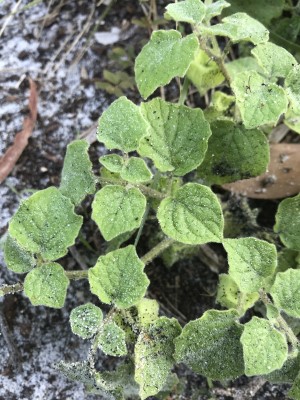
2;1;300;399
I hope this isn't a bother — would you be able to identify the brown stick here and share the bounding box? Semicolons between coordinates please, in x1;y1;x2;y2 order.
0;78;38;183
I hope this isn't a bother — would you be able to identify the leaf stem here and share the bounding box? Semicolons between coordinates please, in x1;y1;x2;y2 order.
198;37;232;84
178;76;190;105
97;177;165;200
0;282;23;296
65;270;89;280
141;237;175;265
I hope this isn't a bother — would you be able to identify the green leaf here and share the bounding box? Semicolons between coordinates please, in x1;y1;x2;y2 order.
199;12;269;45
289;372;300;400
70;303;103;339
270;269;300;318
4;234;35;274
223;237;277;293
8;187;83;261
265;352;300;384
56;361;122;399
138;98;211;175
222;0;284;26
97;96;149;152
135;30;199;99
99;154;124;173
135;317;182;399
164;0;206;24
186;49;224;95
59;139;96;205
24;262;69;308
277;248;300;274
92;185;147;241
241;317;288;376
251;42;296;79
175;309;244;380
100;155;153;183
231;71;288;129
157;183;224;245
226;57;264;80
121;157;153;183
204;0;230;21
137;298;159;327
285;64;300;115
216;274;259;314
285;108;300;135
97;321;127;356
88;245;149;309
274;194;300;250
199;120;270;184
210;91;235;112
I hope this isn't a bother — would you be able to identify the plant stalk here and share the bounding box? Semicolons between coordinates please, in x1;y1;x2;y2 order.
0;282;23;296
65;270;89;280
141;237;175;265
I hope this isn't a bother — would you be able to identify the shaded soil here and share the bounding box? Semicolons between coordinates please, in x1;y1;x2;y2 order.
0;1;292;399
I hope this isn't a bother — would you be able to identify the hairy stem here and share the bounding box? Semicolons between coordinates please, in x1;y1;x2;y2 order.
178;76;191;105
198;37;232;84
141;237;175;265
65;270;89;280
0;282;23;296
98;177;165;200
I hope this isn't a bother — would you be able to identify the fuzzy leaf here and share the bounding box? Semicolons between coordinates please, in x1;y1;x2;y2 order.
4;234;35;274
138;98;211;175
135;30;199;99
59;139;96;205
24;262;69;308
285;108;300;134
100;154;124;173
135;317;182;399
251;42;296;78
70;303;103;339
121;157;153;183
137;298;159;327
175;309;244;380
223;237;277;293
199;12;269;45
216;274;259;314
97;321;127;356
100;155;153;183
274;194;300;250
270;269;300;318
8;187;83;261
164;0;206;24
289;372;300;400
97;96;149;152
186;50;224;95
88;245;149;309
285;65;300;115
265;352;300;384
199;120;269;184
241;317;288;376
232;71;288;129
222;0;284;25
157;183;223;245
226;56;263;79
56;361;122;398
204;0;230;21
92;185;146;241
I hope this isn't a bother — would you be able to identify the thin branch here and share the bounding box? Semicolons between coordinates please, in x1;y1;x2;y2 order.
141;237;175;265
0;282;23;296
